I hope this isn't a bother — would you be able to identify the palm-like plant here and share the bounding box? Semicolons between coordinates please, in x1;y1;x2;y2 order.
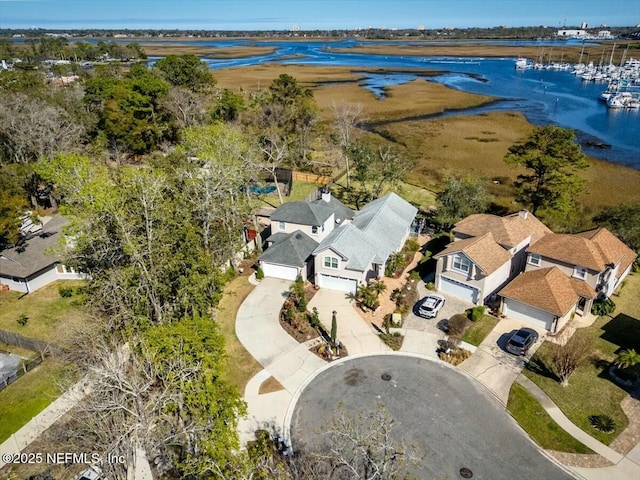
614;349;640;370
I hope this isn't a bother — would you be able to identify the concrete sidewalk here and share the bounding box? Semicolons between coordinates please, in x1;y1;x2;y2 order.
517;376;640;480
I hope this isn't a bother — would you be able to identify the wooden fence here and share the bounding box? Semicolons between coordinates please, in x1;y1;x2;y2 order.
0;330;59;356
292;171;332;185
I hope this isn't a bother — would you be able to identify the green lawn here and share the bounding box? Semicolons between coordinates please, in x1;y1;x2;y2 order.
0;281;90;347
333;174;436;210
286;180;323;202
215;275;263;394
507;382;592;454
522;273;640;444
0;360;70;443
462;315;499;346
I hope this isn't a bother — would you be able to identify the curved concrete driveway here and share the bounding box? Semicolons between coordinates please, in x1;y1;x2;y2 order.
291;354;575;480
236;278;325;443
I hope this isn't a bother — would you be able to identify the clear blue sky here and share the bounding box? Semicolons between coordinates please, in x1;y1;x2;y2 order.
1;0;638;30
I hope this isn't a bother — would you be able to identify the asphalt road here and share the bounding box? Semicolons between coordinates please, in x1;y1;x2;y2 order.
290;355;575;480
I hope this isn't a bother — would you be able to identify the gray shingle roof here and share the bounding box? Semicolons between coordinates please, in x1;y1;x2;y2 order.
310;196;354;224
270;202;334;226
259;230;319;267
0;216;68;279
313;193;417;272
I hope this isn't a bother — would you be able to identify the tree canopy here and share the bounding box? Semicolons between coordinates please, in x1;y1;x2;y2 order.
504;126;589;217
593;203;640;253
154;54;215;92
432;176;490;231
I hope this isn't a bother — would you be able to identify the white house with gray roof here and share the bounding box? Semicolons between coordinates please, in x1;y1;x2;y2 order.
313;193;417;292
259;191;416;291
0;216;85;293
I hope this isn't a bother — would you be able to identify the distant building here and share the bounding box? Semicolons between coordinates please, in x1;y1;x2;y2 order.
557;29;588;38
598;30;614;39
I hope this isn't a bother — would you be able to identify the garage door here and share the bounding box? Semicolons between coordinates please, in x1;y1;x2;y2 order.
439;276;477;304
261;262;299;281
318;274;357;293
503;299;553;330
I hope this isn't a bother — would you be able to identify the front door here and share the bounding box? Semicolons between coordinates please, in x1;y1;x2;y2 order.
576;296;587;315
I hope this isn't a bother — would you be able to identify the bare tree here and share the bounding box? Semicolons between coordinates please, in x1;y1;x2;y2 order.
331;102;363;189
160;86;208;127
550;334;594;386
0;93;85;163
291;404;424;480
258;124;289;205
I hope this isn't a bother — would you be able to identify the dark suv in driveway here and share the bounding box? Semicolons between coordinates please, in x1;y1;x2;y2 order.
505;328;539;356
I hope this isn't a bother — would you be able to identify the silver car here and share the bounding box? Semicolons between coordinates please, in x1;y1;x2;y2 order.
417;294;446;318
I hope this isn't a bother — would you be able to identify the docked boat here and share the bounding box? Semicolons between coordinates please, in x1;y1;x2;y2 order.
515;57;532;70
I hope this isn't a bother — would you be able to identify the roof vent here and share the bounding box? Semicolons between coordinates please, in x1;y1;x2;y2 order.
519;210;528;220
295;233;302;240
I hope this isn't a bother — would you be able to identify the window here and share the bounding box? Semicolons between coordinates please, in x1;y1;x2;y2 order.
528;253;541;266
573;266;587;280
452;255;471;274
324;256;339;269
311;225;319;235
278;221;286;232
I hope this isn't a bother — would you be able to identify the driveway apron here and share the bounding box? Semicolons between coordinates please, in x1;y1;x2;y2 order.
307;289;390;355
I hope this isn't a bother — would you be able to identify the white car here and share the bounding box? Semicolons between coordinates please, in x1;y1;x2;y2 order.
417;294;446;318
76;466;102;480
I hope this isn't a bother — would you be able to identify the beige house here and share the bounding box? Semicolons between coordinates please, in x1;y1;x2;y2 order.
433;210;551;304
499;267;596;332
499;227;636;332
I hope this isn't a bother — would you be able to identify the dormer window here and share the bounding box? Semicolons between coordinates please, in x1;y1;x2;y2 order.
573;266;587;280
528;253;541;266
452;254;471;274
278;221;286;232
324;256;339;269
311;225;319;235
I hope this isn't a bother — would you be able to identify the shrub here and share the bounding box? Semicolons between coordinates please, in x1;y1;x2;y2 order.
591;297;616;316
447;314;469;337
309;307;320;329
466;306;486;322
58;285;74;298
405;238;420;253
589;415;616;434
255;267;265;280
17;314;29;326
409;270;421;281
425;281;435;291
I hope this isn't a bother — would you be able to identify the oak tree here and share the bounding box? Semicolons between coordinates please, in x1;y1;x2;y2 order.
504;126;589;216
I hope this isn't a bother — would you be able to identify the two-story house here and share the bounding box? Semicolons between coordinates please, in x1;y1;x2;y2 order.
259;191;417;293
433;210;551;305
499;227;636;332
258;189;354;281
312;193;417;293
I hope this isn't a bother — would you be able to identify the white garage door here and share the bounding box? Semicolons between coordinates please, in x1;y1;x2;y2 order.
318;274;357;293
503;299;554;330
261;262;299;281
439;276;477;304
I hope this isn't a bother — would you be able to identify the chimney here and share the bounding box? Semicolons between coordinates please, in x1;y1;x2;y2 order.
519;210;528;220
321;186;331;203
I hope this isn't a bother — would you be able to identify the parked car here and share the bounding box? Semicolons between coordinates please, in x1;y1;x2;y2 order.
417;294;446;318
505;328;539;356
76;466;102;480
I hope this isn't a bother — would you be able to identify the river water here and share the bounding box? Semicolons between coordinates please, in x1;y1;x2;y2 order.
149;39;640;168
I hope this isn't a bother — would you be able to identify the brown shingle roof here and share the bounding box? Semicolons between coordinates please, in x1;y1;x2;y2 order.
454;210;551;248
499;267;596;317
527;228;636;273
434;232;512;274
575;228;637;279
